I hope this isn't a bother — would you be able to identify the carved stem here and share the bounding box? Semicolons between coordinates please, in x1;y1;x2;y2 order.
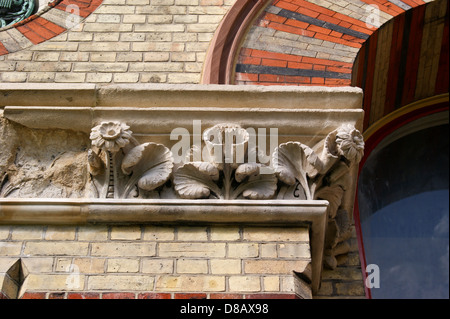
299;173;312;200
106;151;115;199
310;175;324;200
223;163;232;200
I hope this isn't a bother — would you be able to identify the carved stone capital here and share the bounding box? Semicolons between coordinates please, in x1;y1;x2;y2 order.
1;84;366;289
87;120;365;270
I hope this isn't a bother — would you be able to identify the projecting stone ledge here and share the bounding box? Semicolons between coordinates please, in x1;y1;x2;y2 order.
1;84;364;141
0;83;363;108
0;199;327;295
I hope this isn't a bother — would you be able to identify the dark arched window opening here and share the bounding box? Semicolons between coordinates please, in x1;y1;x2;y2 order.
357;111;449;299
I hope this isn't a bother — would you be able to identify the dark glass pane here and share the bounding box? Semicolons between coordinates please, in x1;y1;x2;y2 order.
358;123;449;299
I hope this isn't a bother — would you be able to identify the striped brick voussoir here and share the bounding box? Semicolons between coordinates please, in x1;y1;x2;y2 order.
235;0;428;87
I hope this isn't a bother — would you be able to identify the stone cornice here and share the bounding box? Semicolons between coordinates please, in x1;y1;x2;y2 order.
0;83;363;108
1;84;364;138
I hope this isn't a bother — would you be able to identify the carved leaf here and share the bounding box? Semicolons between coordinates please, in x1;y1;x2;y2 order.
235;163;260;183
325;211;353;251
273;142;322;183
0;173;11;198
324;129;340;159
88;149;104;176
273;142;323;200
232;169;278;200
190;162;221;182
122;143;149;175
121;143;174;196
173;162;221;199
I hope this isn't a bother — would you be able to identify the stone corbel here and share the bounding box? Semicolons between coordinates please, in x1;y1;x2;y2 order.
273;124;365;269
85;120;364;271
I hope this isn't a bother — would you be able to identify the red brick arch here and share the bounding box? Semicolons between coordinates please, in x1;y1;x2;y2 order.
202;0;432;86
203;0;448;134
202;0;269;84
0;0;103;56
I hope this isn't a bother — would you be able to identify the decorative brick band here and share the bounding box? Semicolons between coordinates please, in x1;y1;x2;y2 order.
205;0;430;86
20;292;301;299
202;0;269;84
0;0;103;56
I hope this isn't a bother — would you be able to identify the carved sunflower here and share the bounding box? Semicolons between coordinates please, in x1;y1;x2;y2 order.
335;124;365;163
90;121;133;153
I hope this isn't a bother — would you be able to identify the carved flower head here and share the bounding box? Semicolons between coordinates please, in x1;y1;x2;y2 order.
203;124;250;169
90;121;133;153
335;124;365;164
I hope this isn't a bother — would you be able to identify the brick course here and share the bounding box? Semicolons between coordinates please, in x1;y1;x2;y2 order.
0;225;311;299
234;0;428;86
19;291;300;299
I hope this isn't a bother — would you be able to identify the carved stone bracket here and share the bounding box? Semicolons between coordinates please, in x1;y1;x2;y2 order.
273;124;365;269
85;120;364;270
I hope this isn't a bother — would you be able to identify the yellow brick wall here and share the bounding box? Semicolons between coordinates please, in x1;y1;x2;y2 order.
316;226;366;299
0;0;238;84
0;225;314;299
